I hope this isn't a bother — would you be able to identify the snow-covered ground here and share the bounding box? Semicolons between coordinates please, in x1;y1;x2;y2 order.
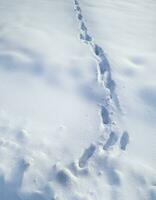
0;0;156;199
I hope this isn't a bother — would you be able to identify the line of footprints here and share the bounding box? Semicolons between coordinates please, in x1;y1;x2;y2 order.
74;0;130;169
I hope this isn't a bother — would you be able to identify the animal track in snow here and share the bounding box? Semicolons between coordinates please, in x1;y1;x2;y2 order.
101;106;110;125
120;131;129;151
94;44;104;57
79;144;96;168
80;22;87;32
73;2;130;194
56;169;71;187
75;6;81;12
78;13;83;20
80;33;92;42
99;58;110;75
73;0;125;148
103;132;118;150
74;0;79;6
73;0;119;108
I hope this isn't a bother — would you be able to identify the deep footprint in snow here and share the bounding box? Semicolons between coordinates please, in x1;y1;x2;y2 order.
81;22;87;31
78;13;83;20
56;169;71;187
94;44;104;57
76;6;81;12
120;131;129;150
79;144;96;168
84;33;92;42
80;33;92;42
74;0;79;6
103;132;118;150
105;75;116;94
101;106;110;125
99;58;110;75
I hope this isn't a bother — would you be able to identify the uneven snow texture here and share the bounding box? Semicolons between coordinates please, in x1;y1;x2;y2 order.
0;0;156;200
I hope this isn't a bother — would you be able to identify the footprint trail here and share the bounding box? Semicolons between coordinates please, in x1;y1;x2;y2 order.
73;0;129;155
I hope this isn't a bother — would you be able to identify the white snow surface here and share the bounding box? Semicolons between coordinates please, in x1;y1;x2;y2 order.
0;0;156;200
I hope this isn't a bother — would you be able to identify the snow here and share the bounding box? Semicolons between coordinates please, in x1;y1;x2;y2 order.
80;0;156;163
0;0;156;199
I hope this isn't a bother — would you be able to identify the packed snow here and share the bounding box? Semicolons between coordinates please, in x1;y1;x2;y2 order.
0;0;156;199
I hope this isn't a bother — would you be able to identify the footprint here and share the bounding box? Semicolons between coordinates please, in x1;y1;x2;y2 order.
105;75;116;94
101;106;110;125
80;33;85;41
81;22;87;31
120;131;129;151
79;144;96;168
94;44;104;57
56;169;71;187
76;6;81;12
78;13;83;20
99;57;110;75
74;0;79;6
103;132;118;150
84;33;92;42
80;33;92;42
